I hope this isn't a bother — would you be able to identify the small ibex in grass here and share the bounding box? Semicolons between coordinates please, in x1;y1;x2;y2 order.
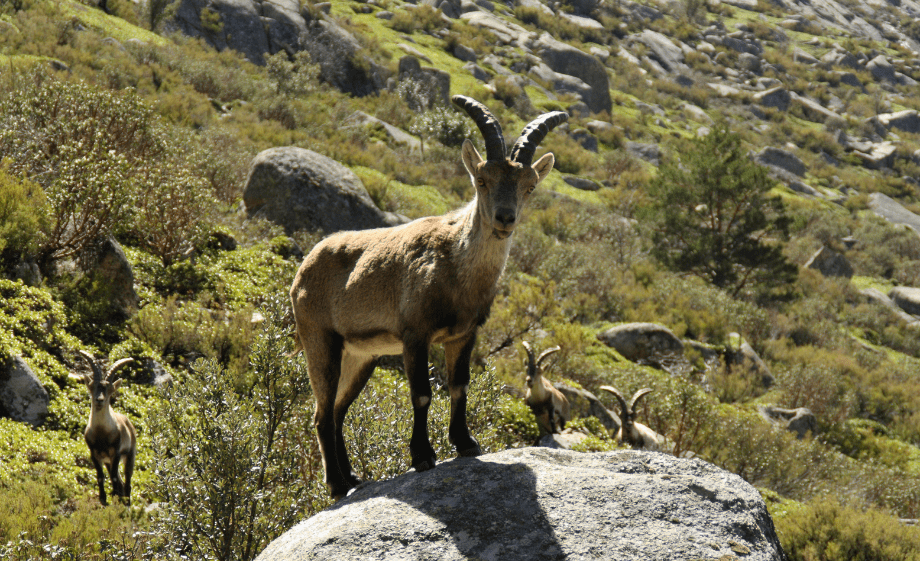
599;386;665;451
522;341;570;434
290;95;567;499
71;350;136;506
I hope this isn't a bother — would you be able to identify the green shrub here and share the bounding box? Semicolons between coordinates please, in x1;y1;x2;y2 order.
387;4;445;34
150;301;322;561
0;162;47;270
0;69;165;262
774;497;920;561
127;295;254;377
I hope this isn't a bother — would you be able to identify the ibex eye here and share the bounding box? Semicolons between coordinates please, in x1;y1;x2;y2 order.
477;178;485;186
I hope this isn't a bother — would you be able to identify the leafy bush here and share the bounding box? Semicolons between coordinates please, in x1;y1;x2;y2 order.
387;4;445;34
0;70;164;262
0;162;47;271
150;301;322;561
775;497;920;561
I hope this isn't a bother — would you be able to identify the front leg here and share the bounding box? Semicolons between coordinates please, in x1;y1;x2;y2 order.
91;455;108;506
403;337;437;471
444;332;481;458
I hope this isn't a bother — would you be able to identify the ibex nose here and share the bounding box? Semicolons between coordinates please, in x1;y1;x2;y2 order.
495;208;516;228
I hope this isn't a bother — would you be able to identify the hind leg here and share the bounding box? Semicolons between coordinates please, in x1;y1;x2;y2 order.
123;450;135;505
304;330;350;498
332;351;377;491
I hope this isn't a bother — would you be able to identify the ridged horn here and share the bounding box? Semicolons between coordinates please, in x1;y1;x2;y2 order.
106;358;136;382
599;385;629;416
451;95;506;161
522;341;537;379
509;111;569;166
537;346;561;369
629;388;653;412
78;350;104;383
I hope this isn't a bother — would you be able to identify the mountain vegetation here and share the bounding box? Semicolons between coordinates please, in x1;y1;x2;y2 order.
1;0;920;559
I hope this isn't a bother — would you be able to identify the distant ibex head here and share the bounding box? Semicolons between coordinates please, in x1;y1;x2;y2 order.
452;95;567;240
72;350;135;411
600;386;652;427
521;341;561;389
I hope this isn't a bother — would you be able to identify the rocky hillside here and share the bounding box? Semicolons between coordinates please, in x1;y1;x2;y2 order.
2;0;920;559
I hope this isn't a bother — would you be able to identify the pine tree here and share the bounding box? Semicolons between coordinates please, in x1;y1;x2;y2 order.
643;124;797;297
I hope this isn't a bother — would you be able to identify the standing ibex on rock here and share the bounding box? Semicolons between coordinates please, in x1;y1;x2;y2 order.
290;95;567;498
522;341;569;434
600;385;665;451
71;351;136;505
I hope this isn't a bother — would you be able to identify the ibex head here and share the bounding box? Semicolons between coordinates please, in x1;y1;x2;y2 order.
522;341;561;389
72;350;135;411
600;386;653;427
452;95;568;240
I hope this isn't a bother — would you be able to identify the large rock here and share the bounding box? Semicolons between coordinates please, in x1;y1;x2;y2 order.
867;55;897;84
889;287;920;317
754;147;807;177
255;448;788;561
877;110;920;134
0;356;49;426
173;1;387;96
752;86;791;111
243;147;404;235
597;323;684;369
759;406;817;439
803;245;854;278
725;334;774;389
396;56;451;110
868;193;920;235
628;30;688;74
174;0;273;64
861;288;920;325
77;235;139;319
534;33;611;114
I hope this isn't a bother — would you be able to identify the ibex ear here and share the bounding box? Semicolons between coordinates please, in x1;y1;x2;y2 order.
112;379;123;393
461;139;484;178
532;152;555;184
69;373;90;385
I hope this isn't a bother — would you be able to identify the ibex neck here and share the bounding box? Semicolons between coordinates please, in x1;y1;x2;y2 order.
457;198;512;286
529;373;549;398
89;404;118;432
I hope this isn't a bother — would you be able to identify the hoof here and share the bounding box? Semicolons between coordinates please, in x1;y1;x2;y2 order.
458;445;482;458
412;458;436;472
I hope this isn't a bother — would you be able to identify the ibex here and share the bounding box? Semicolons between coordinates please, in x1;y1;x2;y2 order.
290;95;567;498
71;351;137;506
599;385;665;451
522;341;569;434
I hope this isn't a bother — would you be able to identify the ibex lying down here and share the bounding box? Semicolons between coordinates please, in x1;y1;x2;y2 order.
522;341;569;434
290;95;567;498
71;351;136;505
600;386;665;451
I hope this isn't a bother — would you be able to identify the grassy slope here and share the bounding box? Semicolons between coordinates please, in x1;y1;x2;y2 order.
1;0;920;556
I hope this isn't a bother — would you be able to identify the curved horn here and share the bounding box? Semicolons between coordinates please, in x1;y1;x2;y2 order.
509;111;569;166
629;388;653;413
451;95;506;161
537;346;561;369
599;385;629;416
522;341;536;379
106;358;136;381
78;350;104;383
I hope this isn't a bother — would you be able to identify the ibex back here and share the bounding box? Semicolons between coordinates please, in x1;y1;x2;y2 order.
291;96;567;498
